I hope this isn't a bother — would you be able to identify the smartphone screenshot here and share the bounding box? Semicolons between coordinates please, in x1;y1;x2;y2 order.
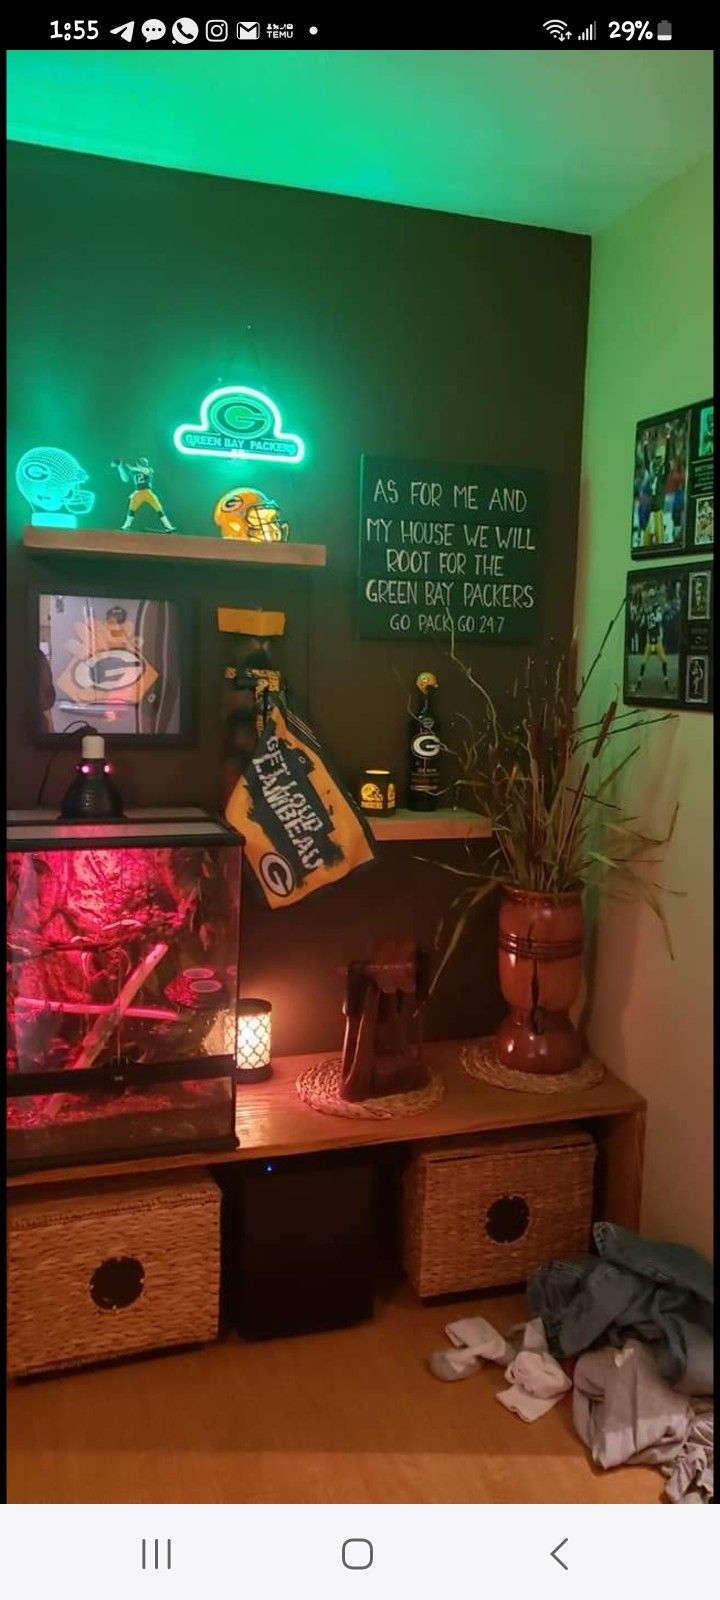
3;15;715;1593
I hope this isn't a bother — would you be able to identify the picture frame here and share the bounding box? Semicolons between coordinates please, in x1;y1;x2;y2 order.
623;562;713;713
28;586;195;745
630;397;713;560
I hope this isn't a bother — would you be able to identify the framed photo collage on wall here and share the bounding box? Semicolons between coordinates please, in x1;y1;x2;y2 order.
626;397;713;713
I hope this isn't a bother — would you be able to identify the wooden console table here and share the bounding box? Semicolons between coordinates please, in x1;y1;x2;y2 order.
7;1041;646;1230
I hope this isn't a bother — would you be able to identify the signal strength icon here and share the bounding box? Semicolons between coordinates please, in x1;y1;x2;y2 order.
578;21;596;39
543;18;572;38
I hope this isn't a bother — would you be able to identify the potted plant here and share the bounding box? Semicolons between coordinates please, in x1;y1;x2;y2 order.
430;608;679;1075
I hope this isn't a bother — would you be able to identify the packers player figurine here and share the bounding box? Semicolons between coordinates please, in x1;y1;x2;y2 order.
111;456;175;532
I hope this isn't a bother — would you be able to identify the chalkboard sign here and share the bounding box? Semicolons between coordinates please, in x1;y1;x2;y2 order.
358;456;545;642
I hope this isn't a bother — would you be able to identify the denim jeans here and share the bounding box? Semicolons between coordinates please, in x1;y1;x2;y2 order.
527;1223;713;1395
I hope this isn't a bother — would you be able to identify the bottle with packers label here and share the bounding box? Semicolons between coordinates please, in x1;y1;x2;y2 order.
408;671;441;811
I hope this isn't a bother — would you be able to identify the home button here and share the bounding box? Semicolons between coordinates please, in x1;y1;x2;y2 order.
342;1539;374;1570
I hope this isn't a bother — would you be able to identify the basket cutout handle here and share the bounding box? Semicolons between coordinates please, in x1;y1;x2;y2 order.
484;1193;530;1244
89;1255;146;1312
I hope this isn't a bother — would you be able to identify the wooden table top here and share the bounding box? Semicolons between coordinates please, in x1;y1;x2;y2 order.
7;1040;644;1190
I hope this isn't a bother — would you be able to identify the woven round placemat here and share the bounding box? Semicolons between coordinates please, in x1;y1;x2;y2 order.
295;1058;446;1119
461;1038;605;1094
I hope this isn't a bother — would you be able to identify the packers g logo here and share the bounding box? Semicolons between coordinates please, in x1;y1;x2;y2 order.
208;393;273;441
173;386;305;464
56;620;159;707
71;649;146;695
411;733;441;759
259;852;296;897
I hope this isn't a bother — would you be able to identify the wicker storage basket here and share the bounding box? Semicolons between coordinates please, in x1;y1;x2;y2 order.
402;1126;595;1298
7;1170;221;1378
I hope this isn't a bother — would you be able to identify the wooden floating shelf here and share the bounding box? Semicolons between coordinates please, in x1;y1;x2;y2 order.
369;807;492;841
6;1045;644;1193
23;525;327;568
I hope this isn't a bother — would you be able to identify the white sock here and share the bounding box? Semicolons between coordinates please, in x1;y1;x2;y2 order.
429;1316;516;1382
445;1317;516;1364
429;1347;483;1382
517;1317;549;1354
495;1321;570;1421
496;1385;566;1422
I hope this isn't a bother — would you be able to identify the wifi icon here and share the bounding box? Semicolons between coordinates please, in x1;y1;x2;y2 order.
543;18;572;38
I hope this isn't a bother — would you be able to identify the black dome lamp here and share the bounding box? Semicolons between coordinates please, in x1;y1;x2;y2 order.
59;734;125;821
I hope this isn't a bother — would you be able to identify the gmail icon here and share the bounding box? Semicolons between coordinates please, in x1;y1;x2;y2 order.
237;20;260;37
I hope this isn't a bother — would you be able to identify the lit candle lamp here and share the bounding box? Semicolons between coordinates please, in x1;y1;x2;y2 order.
235;998;272;1083
358;768;396;818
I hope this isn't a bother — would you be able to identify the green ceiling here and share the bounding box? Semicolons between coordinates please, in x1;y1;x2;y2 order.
7;48;714;235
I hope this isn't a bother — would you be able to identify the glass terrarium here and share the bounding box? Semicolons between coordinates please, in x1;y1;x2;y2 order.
6;808;243;1173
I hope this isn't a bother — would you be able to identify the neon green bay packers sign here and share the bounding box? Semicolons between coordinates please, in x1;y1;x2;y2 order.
173;386;305;464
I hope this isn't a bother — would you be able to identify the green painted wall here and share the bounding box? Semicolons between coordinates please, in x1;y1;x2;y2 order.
576;156;713;1256
7;142;590;1054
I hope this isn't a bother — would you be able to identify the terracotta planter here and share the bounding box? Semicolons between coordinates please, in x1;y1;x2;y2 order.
495;886;584;1075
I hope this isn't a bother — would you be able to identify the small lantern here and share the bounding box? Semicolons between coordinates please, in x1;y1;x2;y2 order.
235;998;272;1083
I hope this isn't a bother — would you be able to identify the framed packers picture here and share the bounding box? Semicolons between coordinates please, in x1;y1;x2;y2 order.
630;397;713;560
29;587;194;744
624;563;713;713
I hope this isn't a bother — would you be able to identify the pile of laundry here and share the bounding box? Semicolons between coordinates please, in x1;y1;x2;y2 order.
428;1221;713;1504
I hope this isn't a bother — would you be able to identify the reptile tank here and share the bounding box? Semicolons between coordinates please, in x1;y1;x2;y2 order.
6;808;243;1172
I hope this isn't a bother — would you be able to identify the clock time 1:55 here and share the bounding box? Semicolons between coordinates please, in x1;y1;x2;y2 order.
50;20;100;39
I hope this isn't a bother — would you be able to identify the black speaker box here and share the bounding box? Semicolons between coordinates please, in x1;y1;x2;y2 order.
220;1150;375;1340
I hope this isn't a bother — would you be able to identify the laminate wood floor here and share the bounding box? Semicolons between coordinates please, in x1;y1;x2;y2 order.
7;1285;661;1505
